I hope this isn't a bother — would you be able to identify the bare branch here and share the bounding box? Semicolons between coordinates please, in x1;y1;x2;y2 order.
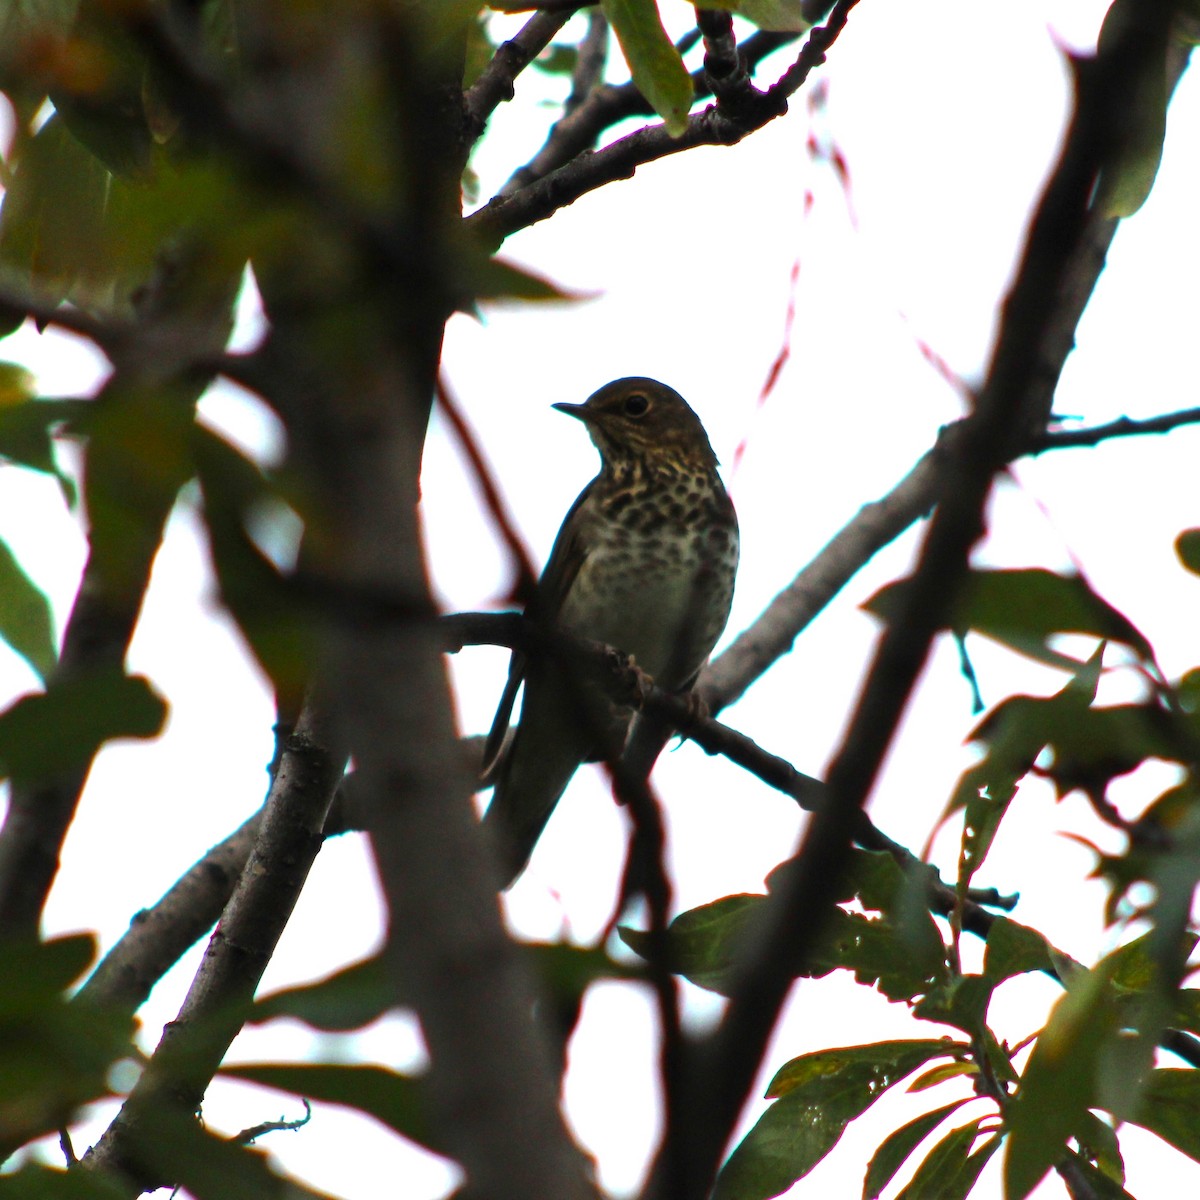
231;1100;312;1146
83;700;346;1192
464;9;577;142
1035;406;1200;451
565;7;610;116
702;431;949;713
470;1;857;246
695;8;760;117
77;811;264;1013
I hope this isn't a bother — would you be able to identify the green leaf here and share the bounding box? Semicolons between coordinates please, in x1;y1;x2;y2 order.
221;1062;438;1153
251;955;397;1031
0;113;110;313
943;616;1107;894
913;975;993;1037
0;667;166;783
864;568;1151;670
936;646;1191;855
1107;929;1198;994
0;2;81;120
1075;1110;1125;1186
1004;956;1123;1200
1058;1150;1138;1199
0;935;136;1149
0;1163;127;1200
1095;0;1171;217
983;917;1057;984
0;362;36;405
1172;988;1200;1035
895;1120;988;1200
0;394;84;505
601;0;693;135
1176;529;1200;576
48;1;154;177
699;1;808;31
1129;1068;1200;1161
463;254;594;306
863;1100;965;1200
619;893;764;995
0;931;96;1001
715;1041;961;1200
192;425;315;716
622;851;946;1002
811;851;948;1003
0;534;57;682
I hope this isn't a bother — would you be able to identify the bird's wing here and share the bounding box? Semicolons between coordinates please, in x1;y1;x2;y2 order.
534;478;596;621
481;478;597;781
481;650;524;779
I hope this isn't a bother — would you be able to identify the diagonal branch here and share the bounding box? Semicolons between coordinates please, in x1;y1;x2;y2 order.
464;8;578;142
82;700;346;1192
644;6;1189;1198
693;26;1196;725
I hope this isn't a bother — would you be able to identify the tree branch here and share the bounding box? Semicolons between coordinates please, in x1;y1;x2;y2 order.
83;699;346;1191
469;0;856;246
1034;405;1200;451
0;244;241;939
464;9;577;143
495;25;792;197
644;7;1187;1196
447;612;1200;1081
693;27;1196;723
76;810;264;1013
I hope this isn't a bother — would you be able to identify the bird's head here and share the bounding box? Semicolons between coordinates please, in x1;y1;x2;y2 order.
553;377;720;473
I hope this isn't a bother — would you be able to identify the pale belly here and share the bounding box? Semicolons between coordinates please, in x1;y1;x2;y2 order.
557;531;736;689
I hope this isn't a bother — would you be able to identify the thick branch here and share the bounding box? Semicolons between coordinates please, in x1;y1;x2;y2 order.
693;31;1196;724
646;7;1186;1197
83;700;346;1191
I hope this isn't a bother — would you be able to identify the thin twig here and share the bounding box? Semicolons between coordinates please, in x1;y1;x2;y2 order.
1034;406;1200;451
231;1100;312;1146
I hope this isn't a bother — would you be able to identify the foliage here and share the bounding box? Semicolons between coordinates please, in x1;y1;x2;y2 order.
0;2;1196;1200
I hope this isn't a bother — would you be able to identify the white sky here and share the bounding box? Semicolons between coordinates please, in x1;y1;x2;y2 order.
3;2;1200;1198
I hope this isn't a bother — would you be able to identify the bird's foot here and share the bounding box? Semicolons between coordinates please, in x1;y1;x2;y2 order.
679;688;710;728
604;648;654;708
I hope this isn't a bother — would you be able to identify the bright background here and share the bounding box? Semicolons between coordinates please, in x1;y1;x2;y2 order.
3;2;1200;1196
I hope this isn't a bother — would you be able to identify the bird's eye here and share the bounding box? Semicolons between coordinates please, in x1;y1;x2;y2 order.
623;393;650;417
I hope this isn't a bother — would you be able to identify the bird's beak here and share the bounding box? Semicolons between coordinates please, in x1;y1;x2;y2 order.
552;401;591;422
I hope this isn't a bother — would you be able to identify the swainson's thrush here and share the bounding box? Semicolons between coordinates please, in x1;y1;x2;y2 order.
483;377;739;886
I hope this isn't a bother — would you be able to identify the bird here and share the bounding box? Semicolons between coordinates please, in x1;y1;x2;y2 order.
482;376;739;887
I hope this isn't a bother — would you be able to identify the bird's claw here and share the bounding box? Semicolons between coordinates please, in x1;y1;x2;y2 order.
605;648;654;707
